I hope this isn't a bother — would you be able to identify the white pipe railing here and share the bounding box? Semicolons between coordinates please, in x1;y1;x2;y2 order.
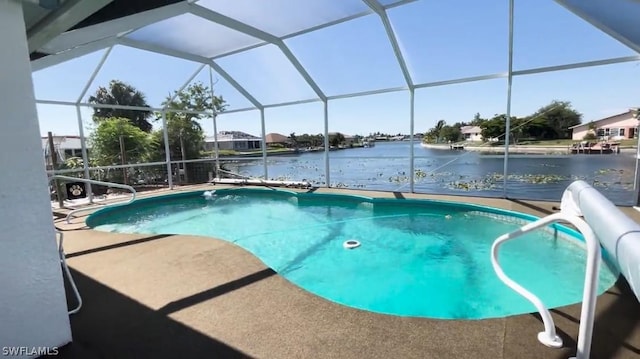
56;230;82;315
491;212;601;359
48;175;137;224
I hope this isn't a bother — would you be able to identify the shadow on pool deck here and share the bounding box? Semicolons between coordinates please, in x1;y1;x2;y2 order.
550;278;640;358
64;234;174;259
57;268;253;359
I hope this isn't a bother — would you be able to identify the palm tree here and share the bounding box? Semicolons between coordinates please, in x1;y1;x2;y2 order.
426;119;446;143
88;80;153;132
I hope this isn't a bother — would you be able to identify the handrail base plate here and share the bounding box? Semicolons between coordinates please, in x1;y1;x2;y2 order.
538;332;563;348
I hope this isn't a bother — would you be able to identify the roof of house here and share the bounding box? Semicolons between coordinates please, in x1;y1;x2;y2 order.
205;131;261;143
265;133;290;143
568;109;637;129
216;131;260;140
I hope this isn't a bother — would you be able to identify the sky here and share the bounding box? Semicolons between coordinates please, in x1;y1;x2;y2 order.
32;0;639;139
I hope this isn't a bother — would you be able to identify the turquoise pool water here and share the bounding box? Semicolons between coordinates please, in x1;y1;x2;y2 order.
87;188;618;319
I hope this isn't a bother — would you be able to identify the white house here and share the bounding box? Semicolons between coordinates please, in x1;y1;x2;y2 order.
460;126;483;142
204;131;262;151
42;135;90;167
570;109;638;141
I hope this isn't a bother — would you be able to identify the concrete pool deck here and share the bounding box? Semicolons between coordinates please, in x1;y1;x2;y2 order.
53;185;640;358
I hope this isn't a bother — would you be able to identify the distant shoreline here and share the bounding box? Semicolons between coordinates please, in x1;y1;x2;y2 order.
420;143;636;154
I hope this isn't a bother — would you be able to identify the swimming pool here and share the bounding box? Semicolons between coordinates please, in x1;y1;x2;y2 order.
87;188;618;319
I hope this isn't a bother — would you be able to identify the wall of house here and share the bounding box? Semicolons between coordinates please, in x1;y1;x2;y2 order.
571;126;590;140
216;141;234;150
0;2;72;353
572;114;638;140
233;141;249;150
464;133;483;142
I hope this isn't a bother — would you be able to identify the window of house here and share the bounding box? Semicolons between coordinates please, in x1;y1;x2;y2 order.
597;128;605;137
620;128;625;137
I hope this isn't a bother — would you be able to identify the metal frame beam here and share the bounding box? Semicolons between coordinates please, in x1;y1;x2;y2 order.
189;3;326;101
39;1;190;54
327;86;407;101
27;0;112;53
117;37;263;109
511;55;640;76
554;0;640;55
76;45;113;103
72;44;113;202
208;0;420;60
503;0;515;198
30;37;116;71
165;64;207;107
362;0;414;88
37;99;213;115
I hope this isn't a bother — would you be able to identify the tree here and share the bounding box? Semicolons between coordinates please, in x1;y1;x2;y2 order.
439;125;461;142
329;132;345;147
90;118;155;166
507;116;523;144
583;121;598;140
154;82;227;161
88;80;153;132
530;100;582;139
424;119;447;143
152;82;227;183
471;113;486;126
289;132;298;149
90;118;156;184
480;114;507;141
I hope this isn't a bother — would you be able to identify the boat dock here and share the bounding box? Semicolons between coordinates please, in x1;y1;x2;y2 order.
570;141;620;154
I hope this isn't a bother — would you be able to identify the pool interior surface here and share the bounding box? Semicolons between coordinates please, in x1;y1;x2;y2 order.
87;188;618;319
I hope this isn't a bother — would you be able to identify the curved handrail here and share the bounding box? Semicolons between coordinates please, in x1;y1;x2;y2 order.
48;175;137;224
491;212;601;359
56;230;82;314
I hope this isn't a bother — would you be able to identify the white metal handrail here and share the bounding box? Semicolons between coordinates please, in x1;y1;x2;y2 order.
491;212;601;359
48;175;137;224
56;230;82;315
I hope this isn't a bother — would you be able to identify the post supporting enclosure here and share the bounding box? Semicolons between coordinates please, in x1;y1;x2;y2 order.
323;100;330;188
161;111;173;189
409;88;416;193
260;108;268;179
502;0;515;198
208;66;220;177
75;105;93;201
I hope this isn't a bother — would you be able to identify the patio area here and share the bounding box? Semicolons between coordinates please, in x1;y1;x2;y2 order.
53;188;640;359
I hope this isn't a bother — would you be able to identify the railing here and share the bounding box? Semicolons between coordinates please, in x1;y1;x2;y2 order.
217;168;253;180
215;168;315;189
56;230;81;315
48;175;137;224
491;212;601;359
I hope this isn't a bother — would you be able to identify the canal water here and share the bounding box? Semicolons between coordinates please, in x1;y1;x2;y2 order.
222;141;638;205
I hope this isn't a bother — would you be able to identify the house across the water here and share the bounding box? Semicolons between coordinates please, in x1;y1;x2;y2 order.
460;126;483;142
204;131;262;151
570;109;638;141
